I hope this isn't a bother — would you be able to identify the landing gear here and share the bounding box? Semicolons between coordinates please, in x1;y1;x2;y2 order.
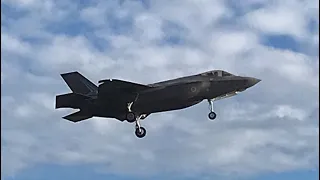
134;115;146;138
135;126;146;138
127;102;134;112
126;112;136;122
208;99;217;120
125;96;147;138
126;102;136;123
126;111;147;138
208;111;217;120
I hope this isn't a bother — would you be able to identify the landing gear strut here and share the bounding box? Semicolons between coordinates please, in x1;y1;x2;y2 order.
208;99;217;120
126;102;136;122
134;115;146;138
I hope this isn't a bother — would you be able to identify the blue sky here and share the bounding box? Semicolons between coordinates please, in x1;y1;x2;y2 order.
3;164;319;180
1;0;319;180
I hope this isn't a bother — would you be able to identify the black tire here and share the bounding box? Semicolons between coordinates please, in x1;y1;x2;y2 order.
126;112;136;123
208;112;217;120
135;127;146;138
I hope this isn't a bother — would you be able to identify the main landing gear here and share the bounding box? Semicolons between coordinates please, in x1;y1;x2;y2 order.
126;101;147;138
134;115;146;138
208;99;217;120
126;102;135;122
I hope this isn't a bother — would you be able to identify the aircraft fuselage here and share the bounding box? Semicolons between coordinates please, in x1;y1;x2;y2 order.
93;74;260;121
55;70;260;138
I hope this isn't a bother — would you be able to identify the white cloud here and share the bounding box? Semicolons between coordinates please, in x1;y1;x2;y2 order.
33;35;117;75
243;0;318;40
80;6;106;27
1;0;319;179
1;33;32;55
15;104;36;118
313;33;319;46
3;0;42;8
152;0;230;28
245;7;306;38
273;105;308;121
209;30;258;56
134;13;164;41
249;47;319;88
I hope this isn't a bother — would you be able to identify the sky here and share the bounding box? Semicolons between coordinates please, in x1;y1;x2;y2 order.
1;0;319;180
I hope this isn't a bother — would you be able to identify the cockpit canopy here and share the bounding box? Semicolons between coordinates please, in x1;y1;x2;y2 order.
200;70;234;77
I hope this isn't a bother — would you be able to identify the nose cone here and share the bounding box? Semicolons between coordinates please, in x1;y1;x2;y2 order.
246;77;261;88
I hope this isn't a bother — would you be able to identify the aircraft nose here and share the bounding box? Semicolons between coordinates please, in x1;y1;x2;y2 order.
246;77;261;87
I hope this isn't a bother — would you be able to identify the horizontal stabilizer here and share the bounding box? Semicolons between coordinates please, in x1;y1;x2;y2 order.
63;110;92;122
56;93;90;109
98;79;151;94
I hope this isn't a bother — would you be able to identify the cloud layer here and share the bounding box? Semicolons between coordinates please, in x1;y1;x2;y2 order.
1;0;319;179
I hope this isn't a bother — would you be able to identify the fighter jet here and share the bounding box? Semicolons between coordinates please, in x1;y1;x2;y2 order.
55;70;260;138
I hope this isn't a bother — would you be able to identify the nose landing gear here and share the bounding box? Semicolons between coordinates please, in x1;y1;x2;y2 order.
207;99;217;120
208;111;217;120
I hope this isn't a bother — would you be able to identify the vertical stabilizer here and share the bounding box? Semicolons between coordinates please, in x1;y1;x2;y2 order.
60;71;97;95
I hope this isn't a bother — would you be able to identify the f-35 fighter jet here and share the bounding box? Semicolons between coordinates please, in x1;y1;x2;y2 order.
55;70;260;138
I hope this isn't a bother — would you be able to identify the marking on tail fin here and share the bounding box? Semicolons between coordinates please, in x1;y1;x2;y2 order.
79;77;98;94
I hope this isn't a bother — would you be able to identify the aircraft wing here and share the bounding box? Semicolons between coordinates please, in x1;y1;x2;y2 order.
98;79;152;94
63;110;93;122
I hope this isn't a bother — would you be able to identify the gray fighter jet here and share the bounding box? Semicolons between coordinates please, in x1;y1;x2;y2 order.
55;70;260;138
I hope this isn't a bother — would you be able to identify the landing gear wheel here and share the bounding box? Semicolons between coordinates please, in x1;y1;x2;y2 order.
126;112;136;123
135;127;146;138
208;112;217;120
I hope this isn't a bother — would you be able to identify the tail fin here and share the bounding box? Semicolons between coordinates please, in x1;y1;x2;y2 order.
56;93;93;122
63;110;93;122
61;71;97;95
